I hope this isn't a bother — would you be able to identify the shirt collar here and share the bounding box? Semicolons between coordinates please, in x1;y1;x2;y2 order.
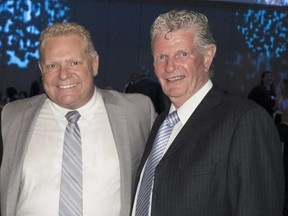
169;80;213;125
49;87;99;123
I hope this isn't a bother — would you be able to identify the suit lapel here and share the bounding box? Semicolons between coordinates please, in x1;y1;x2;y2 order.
99;90;132;165
138;88;223;175
163;87;223;159
99;89;132;214
7;95;46;215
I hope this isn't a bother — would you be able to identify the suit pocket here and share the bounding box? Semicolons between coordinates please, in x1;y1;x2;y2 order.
157;163;217;179
154;163;219;214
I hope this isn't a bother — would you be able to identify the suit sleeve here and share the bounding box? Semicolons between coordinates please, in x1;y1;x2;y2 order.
227;106;284;216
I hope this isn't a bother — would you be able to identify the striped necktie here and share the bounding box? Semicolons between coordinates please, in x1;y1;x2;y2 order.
59;111;83;216
135;111;180;216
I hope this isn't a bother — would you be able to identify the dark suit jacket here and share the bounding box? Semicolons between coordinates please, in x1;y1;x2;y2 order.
133;86;284;216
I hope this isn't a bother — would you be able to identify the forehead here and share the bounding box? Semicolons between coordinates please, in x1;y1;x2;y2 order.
152;29;195;52
43;35;87;57
41;35;89;62
44;34;84;47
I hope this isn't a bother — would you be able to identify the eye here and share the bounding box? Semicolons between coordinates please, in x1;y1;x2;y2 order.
181;51;188;57
71;61;80;66
45;63;57;69
177;51;188;58
155;54;167;62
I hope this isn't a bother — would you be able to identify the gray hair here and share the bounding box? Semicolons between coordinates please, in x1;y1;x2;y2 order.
150;10;216;53
38;22;97;62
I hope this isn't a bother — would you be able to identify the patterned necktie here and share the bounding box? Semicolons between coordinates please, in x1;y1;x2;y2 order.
59;111;83;216
135;111;180;216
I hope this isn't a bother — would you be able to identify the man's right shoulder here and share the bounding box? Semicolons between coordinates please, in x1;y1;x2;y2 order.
2;94;46;114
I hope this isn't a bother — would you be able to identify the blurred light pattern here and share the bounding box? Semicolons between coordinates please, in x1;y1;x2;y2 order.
209;0;288;6
0;0;71;68
236;9;288;58
257;0;288;6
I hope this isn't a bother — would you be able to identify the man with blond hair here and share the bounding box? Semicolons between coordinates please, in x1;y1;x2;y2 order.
0;22;156;216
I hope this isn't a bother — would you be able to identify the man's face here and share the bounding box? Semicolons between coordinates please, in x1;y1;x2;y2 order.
152;29;216;108
39;35;99;109
263;73;273;87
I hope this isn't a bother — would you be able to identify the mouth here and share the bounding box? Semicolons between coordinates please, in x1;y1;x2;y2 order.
58;83;78;89
167;75;185;82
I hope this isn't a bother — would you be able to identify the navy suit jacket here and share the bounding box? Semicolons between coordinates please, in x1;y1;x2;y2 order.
133;86;284;216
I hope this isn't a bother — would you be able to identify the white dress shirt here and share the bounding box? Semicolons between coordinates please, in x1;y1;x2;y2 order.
16;88;121;216
131;80;213;216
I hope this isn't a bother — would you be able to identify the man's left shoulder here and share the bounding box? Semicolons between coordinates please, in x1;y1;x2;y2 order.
99;89;154;113
218;90;260;108
209;87;259;111
101;89;150;102
219;93;276;125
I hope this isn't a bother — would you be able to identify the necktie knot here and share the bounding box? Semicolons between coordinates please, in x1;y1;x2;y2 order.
65;111;81;123
165;111;180;127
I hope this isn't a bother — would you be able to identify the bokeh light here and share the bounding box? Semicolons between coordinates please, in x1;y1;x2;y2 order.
0;0;71;68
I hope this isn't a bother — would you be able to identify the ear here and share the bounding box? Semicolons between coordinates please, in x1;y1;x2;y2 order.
92;54;99;77
204;44;216;72
38;61;44;74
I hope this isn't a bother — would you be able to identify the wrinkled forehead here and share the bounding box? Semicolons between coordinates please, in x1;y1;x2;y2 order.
151;28;196;50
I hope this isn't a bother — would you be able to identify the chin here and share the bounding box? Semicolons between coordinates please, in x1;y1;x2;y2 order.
62;102;79;109
56;96;78;105
166;89;184;97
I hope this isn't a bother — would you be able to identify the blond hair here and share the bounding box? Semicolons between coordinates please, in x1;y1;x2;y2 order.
38;22;97;62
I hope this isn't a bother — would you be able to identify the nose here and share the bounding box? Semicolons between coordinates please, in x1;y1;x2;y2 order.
165;58;176;73
58;65;70;80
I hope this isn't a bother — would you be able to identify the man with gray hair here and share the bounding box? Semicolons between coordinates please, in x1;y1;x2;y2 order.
131;10;284;216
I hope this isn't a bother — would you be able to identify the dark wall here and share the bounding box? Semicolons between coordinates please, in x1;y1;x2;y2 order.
1;0;287;99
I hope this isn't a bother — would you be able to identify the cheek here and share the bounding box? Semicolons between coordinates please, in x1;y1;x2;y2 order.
79;68;93;79
42;74;53;86
41;74;48;85
187;59;204;74
42;70;54;79
154;70;161;79
153;63;164;77
42;73;58;91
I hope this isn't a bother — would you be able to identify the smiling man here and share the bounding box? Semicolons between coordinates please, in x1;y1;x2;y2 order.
0;22;156;216
131;10;284;216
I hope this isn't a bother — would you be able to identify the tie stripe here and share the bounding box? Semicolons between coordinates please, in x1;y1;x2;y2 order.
135;111;179;216
59;111;83;216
